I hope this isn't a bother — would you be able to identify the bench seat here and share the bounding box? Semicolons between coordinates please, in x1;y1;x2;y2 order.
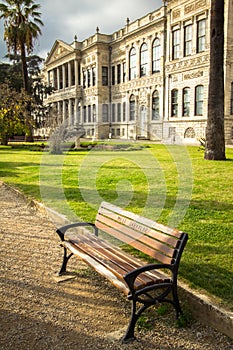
56;201;188;341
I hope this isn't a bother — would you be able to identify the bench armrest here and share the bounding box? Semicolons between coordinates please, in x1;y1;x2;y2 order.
124;263;173;292
56;222;98;241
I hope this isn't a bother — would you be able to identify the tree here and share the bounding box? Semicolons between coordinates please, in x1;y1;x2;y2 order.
0;60;23;90
0;0;43;93
0;0;43;141
204;0;226;160
0;81;33;145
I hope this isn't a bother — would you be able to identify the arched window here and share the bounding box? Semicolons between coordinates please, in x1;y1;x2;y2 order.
129;94;136;121
183;87;190;116
129;47;136;80
171;89;178;117
152;38;160;73
152;90;160;120
195;85;204;115
184;127;195;138
140;43;148;77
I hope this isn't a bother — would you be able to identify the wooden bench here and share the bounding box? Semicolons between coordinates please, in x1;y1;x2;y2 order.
56;201;188;342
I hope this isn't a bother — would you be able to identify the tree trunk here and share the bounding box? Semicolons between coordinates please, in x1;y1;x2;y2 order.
1;135;8;146
204;0;226;160
20;42;29;93
20;42;34;142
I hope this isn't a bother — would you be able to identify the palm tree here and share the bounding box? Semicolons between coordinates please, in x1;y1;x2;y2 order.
204;0;226;160
0;0;43;141
0;0;43;93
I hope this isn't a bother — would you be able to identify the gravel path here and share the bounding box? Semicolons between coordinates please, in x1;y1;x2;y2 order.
0;181;232;350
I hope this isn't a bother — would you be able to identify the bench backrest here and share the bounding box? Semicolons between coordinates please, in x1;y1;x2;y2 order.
95;201;188;267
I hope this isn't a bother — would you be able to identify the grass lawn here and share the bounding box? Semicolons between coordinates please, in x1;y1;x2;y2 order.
0;142;232;311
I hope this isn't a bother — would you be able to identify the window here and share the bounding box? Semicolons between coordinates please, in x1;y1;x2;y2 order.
230;82;233;115
92;67;96;86
129;47;136;80
117;64;121;84
197;19;206;53
83;70;86;88
117;128;121;136
171;89;178;117
129;95;136;121
87;69;91;87
93;104;96;121
169;127;176;139
77;104;81;124
184;127;195;138
123;102;126;121
140;43;148;77
102;104;109;122
152;38;160;73
70;61;75;86
112;66;115;85
183;87;190;116
83;106;87;123
117;103;121;122
102;66;108;86
184;24;192;56
123;62;126;82
88;105;91;122
112;104;116;122
152;90;160;120
172;29;180;59
195;85;204;115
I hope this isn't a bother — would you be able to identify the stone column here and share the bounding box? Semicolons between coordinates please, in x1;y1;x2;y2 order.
68;62;72;87
62;64;66;89
74;98;79;126
62;100;66;122
57;101;61;123
57;67;60;90
68;99;73;126
74;60;79;86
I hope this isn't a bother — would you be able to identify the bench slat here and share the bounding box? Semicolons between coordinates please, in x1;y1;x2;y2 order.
69;234;159;289
96;221;173;265
63;241;129;294
98;206;179;248
100;201;183;238
96;213;176;258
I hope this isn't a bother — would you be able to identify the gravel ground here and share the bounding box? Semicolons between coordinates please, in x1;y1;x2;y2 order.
0;181;232;350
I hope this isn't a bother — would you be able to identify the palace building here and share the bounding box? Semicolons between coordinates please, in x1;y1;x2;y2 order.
39;0;233;144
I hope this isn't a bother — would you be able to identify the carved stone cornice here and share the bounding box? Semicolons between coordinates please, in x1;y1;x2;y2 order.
166;54;209;73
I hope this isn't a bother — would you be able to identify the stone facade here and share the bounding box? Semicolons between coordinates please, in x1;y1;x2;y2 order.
40;0;233;145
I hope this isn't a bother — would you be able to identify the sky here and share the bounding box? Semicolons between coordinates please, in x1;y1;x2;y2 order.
0;0;163;62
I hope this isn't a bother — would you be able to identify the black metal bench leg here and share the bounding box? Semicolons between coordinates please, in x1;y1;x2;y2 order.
59;247;73;275
122;299;139;342
172;284;182;318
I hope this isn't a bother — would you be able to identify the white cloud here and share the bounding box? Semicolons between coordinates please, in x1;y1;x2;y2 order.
0;0;162;61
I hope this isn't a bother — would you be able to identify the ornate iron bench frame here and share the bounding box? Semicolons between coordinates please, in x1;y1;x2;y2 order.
56;201;188;342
